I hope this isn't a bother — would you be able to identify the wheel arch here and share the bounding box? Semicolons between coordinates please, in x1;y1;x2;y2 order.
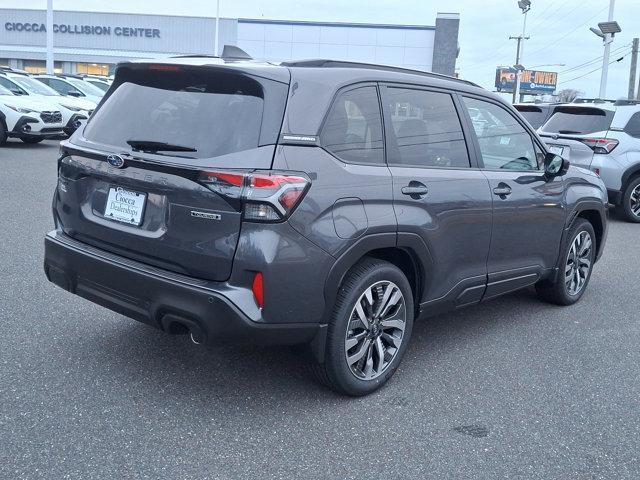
566;201;607;261
323;233;433;323
621;164;640;193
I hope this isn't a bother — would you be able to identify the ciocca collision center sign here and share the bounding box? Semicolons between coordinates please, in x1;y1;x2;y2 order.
5;22;160;38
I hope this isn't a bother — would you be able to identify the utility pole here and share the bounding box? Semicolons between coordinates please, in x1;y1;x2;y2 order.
511;0;531;103
214;0;220;56
629;38;639;100
599;0;615;99
46;0;54;74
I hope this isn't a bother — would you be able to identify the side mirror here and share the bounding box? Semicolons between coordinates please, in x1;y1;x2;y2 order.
68;90;82;97
544;153;569;178
10;89;25;95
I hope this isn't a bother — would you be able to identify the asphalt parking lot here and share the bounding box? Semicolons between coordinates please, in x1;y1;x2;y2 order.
2;139;640;479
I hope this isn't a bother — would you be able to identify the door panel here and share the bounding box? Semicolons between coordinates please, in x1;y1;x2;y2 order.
461;96;566;280
381;85;493;306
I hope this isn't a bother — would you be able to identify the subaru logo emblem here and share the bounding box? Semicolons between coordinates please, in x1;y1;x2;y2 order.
107;154;125;168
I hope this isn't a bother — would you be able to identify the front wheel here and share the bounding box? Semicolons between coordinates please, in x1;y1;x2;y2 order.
620;177;640;223
310;258;414;396
0;120;7;146
536;218;596;305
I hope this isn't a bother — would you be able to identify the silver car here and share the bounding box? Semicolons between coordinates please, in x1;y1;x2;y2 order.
539;101;640;222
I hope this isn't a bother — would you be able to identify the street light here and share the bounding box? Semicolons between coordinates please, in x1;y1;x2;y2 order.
511;0;531;103
590;0;621;99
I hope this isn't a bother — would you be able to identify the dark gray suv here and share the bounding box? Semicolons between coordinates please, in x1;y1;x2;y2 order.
44;55;608;395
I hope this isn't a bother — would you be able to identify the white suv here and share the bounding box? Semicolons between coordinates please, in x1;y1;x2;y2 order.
33;74;104;104
540;101;640;222
0;72;95;136
0;83;65;144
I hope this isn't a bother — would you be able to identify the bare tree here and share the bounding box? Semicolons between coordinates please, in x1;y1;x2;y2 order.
556;88;583;103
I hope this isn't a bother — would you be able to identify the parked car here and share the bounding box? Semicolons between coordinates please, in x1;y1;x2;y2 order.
514;103;562;129
539;101;640;222
80;75;111;93
44;54;608;395
33;74;104;104
0;71;94;136
0;83;65;144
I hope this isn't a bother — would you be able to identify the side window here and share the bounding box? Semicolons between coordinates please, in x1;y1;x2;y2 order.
463;97;539;171
0;78;26;95
624;112;640;138
49;79;77;96
385;87;470;168
320;86;384;164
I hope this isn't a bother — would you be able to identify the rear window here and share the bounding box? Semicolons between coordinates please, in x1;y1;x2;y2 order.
83;66;287;159
515;106;548;129
541;107;614;135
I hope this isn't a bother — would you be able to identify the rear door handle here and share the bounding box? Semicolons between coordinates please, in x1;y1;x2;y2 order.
402;183;429;198
493;184;512;197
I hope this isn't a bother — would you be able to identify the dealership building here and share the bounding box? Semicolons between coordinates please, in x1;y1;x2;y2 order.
0;8;460;76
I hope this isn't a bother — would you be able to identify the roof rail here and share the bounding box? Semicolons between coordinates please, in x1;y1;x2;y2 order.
613;99;640;106
280;59;479;87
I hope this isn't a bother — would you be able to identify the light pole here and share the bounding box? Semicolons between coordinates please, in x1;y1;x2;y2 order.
511;0;531;103
46;0;54;74
214;0;220;56
590;0;621;99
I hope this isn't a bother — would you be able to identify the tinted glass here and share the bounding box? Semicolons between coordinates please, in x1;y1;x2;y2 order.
386;88;470;168
320;86;384;164
0;77;26;95
463;97;539;171
84;69;273;159
515;106;548;129
67;78;104;96
0;84;12;95
88;80;110;92
13;76;60;96
541;107;614;134
45;78;79;96
624;112;640;138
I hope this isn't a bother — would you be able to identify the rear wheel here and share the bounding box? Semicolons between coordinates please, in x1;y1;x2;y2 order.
620;177;640;223
536;218;596;305
310;258;414;396
20;136;44;144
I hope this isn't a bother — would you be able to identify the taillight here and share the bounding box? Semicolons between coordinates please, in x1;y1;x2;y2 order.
197;170;310;222
578;137;619;154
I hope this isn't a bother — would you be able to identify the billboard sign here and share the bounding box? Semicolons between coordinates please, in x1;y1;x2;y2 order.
495;67;558;94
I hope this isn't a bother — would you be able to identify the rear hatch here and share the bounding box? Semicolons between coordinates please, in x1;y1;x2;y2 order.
55;61;289;281
539;105;615;168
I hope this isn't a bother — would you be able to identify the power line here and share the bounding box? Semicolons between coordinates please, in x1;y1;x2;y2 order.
526;0;573;34
558;50;631;85
525;5;609;58
559;43;631;74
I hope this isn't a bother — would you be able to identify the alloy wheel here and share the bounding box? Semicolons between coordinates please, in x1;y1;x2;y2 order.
565;230;593;296
344;281;407;380
630;184;640;218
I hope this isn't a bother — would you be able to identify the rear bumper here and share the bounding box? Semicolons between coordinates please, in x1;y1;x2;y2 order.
44;230;323;347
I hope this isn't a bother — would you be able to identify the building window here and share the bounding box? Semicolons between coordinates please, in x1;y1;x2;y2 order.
22;60;63;74
76;63;110;76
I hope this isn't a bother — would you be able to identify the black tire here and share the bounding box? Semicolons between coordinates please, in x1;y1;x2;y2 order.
0;120;7;146
310;258;414;396
20;136;44;144
536;218;596;306
619;177;640;223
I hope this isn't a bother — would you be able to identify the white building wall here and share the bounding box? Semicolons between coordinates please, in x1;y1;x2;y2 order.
237;21;435;71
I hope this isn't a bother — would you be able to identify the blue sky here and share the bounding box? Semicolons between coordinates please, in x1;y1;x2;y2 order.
8;0;639;99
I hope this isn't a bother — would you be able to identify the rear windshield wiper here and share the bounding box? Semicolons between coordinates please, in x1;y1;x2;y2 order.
127;140;197;153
